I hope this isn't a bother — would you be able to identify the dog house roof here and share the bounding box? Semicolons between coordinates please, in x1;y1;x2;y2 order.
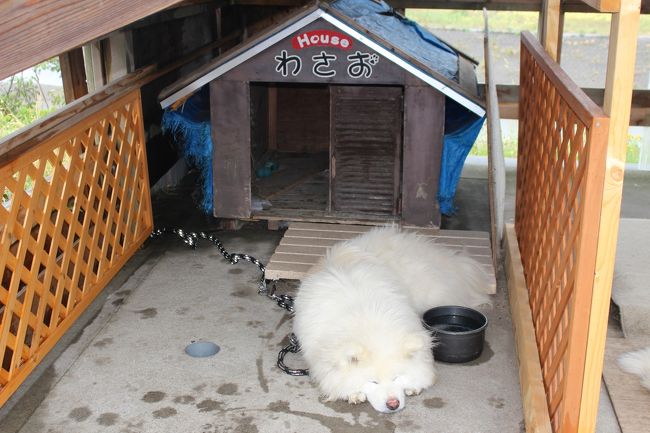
159;0;485;116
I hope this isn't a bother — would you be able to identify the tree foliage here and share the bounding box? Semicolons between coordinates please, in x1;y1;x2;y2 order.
0;58;64;138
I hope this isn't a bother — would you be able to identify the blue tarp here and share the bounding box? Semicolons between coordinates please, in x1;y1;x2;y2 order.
163;0;485;216
331;0;459;81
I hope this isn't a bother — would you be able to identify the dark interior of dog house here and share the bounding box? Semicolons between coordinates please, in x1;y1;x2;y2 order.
251;83;402;218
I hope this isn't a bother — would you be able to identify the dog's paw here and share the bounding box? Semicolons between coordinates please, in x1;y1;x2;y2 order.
405;388;423;396
347;392;367;404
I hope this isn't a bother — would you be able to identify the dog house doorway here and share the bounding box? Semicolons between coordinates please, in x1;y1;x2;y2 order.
251;82;403;222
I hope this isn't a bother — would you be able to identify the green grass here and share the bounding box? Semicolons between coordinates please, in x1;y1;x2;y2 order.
469;125;643;164
406;9;650;36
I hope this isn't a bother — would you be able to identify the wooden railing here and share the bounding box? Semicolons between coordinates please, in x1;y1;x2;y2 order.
0;87;153;406
515;32;609;433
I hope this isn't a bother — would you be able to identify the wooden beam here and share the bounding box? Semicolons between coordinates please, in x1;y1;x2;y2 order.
579;0;641;432
504;225;553;433
491;84;650;126
59;48;89;103
483;9;506;267
1;30;240;162
577;0;621;12
0;0;187;81
540;0;562;61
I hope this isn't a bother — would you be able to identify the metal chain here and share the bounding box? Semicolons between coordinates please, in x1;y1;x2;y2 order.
149;227;307;376
150;228;295;313
277;333;309;376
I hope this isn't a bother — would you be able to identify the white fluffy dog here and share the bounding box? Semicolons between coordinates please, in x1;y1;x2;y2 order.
618;346;650;391
292;225;490;413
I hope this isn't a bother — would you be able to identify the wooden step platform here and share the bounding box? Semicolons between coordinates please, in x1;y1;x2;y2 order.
266;222;496;293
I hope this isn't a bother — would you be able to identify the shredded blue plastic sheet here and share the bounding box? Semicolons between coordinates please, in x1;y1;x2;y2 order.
161;86;214;214
438;115;486;216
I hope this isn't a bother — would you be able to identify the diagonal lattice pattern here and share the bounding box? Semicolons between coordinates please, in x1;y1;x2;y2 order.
0;90;153;405
515;33;608;433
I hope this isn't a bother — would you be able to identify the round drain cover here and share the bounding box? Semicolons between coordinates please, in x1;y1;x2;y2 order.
185;341;220;358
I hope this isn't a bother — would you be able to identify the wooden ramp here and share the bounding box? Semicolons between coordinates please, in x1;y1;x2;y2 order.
266;222;496;293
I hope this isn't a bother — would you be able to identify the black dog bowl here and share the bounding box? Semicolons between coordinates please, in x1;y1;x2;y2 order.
423;306;488;363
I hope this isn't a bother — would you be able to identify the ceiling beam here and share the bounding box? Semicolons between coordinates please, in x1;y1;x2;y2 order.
0;0;187;80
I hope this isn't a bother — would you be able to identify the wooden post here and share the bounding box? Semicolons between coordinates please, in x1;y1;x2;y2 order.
104;31;133;83
539;0;562;61
579;0;641;431
556;11;565;63
268;85;278;151
483;8;506;266
402;86;444;227
211;80;252;219
215;7;223;55
59;48;88;103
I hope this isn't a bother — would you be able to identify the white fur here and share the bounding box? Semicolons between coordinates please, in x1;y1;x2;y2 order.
293;225;490;413
618;346;650;391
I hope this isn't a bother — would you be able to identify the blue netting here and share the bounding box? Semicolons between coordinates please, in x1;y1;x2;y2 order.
161;86;213;214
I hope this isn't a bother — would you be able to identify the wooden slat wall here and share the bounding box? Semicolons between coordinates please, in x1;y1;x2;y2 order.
515;32;609;433
330;86;402;216
0;89;153;406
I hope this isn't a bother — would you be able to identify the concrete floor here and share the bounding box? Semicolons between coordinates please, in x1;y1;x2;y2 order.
1;160;648;433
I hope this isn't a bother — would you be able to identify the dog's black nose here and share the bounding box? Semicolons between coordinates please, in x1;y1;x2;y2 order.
386;398;400;411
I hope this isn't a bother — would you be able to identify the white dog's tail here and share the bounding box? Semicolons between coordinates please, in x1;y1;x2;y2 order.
618;346;650;391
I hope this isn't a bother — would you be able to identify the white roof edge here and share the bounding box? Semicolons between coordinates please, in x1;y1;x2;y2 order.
161;9;325;109
161;9;486;117
320;13;485;117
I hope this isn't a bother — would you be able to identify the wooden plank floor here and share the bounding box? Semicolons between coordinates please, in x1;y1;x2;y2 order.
266;222;497;293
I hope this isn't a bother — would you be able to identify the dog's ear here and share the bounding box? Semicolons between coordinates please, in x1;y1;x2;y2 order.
403;334;430;356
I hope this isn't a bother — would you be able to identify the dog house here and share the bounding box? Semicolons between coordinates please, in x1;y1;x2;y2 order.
160;0;485;227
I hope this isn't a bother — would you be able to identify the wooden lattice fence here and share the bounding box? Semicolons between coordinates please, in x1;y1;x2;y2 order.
0;89;153;406
515;32;609;433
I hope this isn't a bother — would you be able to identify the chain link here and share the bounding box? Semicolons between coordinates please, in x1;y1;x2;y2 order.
150;228;294;313
150;227;306;376
277;333;309;376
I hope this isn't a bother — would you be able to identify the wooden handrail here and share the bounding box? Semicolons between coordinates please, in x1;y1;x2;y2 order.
0;31;241;166
521;31;607;126
0;67;154;166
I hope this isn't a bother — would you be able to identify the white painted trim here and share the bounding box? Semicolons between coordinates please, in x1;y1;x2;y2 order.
160;9;325;108
161;8;486;117
320;13;485;117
